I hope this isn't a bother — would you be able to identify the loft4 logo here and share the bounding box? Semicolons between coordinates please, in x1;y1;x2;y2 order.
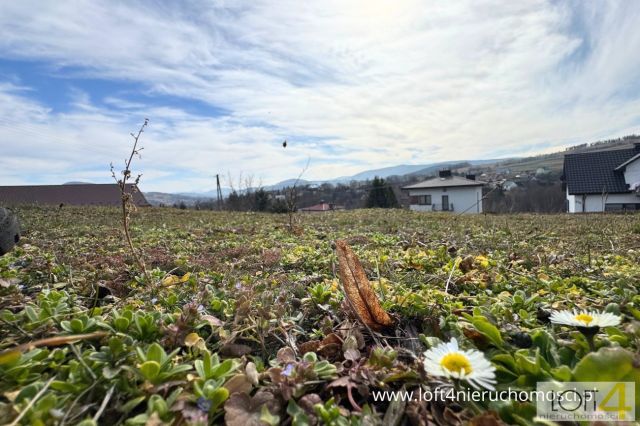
537;382;635;422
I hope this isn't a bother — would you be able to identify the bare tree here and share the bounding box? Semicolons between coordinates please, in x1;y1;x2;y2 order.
284;158;310;231
111;119;151;284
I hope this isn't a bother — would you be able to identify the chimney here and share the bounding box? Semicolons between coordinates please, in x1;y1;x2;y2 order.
465;174;476;181
439;169;452;178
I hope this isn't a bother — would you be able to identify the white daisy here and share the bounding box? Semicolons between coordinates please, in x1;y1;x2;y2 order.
550;310;621;328
423;338;496;390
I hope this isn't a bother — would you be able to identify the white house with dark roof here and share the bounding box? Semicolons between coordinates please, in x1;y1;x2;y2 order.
401;170;485;213
562;143;640;213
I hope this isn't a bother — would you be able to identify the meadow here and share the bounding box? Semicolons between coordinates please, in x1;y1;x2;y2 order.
1;206;639;425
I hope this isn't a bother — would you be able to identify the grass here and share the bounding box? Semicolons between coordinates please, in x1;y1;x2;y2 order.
1;206;639;425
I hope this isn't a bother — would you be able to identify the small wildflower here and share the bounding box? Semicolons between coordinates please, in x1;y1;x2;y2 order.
550;310;621;328
423;338;496;390
282;363;294;377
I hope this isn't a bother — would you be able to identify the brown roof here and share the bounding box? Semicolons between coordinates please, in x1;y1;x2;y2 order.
299;202;344;212
0;184;150;206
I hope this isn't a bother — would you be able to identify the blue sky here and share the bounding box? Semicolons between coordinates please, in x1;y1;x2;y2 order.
1;1;640;193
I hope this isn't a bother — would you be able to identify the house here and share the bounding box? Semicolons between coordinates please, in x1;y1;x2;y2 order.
562;144;640;213
0;184;150;207
502;180;518;191
402;170;485;213
535;167;550;177
299;202;344;212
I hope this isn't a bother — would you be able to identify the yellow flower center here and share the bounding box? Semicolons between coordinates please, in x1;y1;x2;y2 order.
574;313;593;325
440;353;472;375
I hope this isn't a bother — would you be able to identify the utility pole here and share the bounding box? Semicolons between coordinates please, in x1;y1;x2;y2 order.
216;174;223;210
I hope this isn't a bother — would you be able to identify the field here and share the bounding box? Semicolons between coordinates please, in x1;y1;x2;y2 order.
1;207;639;425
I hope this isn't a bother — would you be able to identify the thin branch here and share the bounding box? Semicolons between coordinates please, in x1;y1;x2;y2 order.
9;377;55;426
444;257;460;294
286;157;310;230
92;385;115;423
111;119;151;284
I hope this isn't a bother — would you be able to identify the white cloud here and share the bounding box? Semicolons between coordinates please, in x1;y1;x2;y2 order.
0;0;639;192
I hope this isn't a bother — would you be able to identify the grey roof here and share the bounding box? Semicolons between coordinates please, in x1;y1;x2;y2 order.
0;184;150;206
401;175;484;190
615;152;640;171
563;146;640;195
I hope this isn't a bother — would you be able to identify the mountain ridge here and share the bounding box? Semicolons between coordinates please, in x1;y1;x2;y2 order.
143;135;640;205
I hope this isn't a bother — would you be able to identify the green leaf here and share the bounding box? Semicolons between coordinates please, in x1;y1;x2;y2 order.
573;347;640;417
166;364;192;377
627;306;640;321
103;366;122;379
120;396;146;414
515;352;540;376
146;343;166;363
572;347;633;382
50;381;80;392
194;359;206;379
25;305;39;322
210;359;235;379
0;349;21;365
260;404;280;426
550;365;572;382
288;401;311;426
113;317;130;332
492;353;517;372
70;318;84;333
148;395;168;416
208;387;229;413
471;316;503;347
60;320;73;332
531;329;559;367
139;360;161;380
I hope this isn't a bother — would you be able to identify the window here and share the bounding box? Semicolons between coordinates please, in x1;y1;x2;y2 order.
442;188;447;192
410;195;431;205
605;203;640;212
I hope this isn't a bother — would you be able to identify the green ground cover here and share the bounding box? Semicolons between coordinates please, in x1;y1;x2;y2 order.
1;207;639;425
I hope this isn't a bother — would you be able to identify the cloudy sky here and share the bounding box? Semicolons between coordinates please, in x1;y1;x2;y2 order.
1;1;639;192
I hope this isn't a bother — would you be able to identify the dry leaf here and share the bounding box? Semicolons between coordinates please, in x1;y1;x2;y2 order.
462;327;489;348
201;315;224;327
276;347;296;364
0;278;20;288
298;335;342;359
335;240;394;331
224;373;253;395
224;391;280;426
468;410;506;426
184;332;205;349
459;255;474;273
220;343;253;357
298;340;321;355
245;362;259;386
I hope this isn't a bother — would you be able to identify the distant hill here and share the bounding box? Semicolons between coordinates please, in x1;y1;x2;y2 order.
142;134;640;205
332;165;435;182
329;159;507;182
263;179;314;190
483;136;639;173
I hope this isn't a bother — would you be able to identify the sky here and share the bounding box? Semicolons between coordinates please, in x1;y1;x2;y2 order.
1;1;640;193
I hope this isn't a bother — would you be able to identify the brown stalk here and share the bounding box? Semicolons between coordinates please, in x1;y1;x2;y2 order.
111;119;151;284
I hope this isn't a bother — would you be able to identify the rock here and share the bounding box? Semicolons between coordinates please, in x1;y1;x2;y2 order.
0;208;20;256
